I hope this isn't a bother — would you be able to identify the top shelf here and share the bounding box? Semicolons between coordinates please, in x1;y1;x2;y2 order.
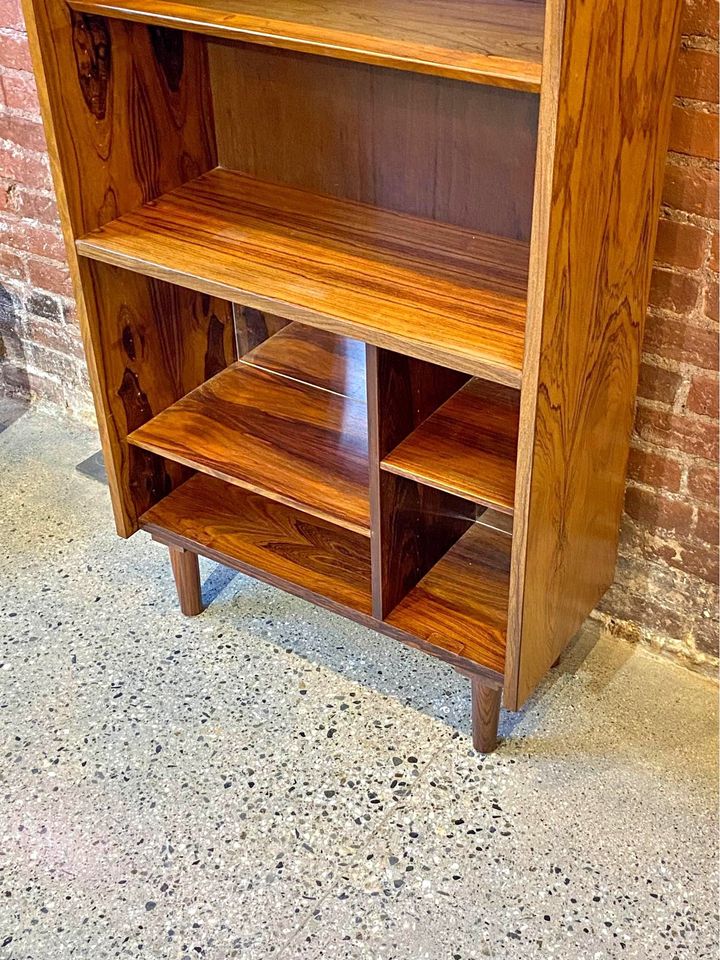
65;0;545;92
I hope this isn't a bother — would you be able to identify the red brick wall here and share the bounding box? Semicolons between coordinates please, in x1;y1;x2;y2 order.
1;0;718;668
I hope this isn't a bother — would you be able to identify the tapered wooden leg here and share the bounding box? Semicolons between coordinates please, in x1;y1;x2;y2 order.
471;679;501;753
168;545;203;616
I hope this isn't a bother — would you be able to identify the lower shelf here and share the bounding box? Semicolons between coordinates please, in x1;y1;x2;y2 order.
141;473;373;614
142;473;509;678
387;519;510;675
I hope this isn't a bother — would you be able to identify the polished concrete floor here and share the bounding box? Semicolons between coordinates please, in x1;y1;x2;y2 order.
0;402;718;960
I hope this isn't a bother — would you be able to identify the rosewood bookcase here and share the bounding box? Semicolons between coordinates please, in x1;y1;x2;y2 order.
23;0;681;751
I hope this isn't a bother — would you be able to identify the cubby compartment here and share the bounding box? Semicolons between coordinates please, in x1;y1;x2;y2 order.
382;378;520;514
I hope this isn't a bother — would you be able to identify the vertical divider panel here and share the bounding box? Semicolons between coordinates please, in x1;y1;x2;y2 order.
22;0;225;535
366;345;475;620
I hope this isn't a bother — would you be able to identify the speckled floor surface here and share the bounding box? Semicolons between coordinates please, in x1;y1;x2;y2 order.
0;402;718;960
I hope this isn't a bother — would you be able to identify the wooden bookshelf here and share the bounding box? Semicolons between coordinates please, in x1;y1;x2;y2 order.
25;0;682;752
65;0;545;91
382;379;519;514
76;169;529;386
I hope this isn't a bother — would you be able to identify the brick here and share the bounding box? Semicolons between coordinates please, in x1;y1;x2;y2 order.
682;0;720;39
662;159;719;217
659;538;720;584
0;0;25;31
26;289;62;321
637;361;683;404
704;277;718;320
695;610;720;658
625;485;694;537
711;232;719;272
643;313;718;367
598;587;689;642
4;185;58;223
627;447;683;492
648;268;700;314
676;47;719;102
669;104;720;161
0;144;51;190
634;405;720;459
686;372;719;418
654;218;709;270
26;256;73;298
0;242;25;281
688;462;719;502
0;216;65;261
0;114;47;153
0;70;39;114
0;31;34;72
695;505;720;544
21;314;85;359
0;359;30;397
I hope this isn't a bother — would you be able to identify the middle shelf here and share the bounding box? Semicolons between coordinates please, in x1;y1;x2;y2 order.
129;324;371;536
76;167;529;386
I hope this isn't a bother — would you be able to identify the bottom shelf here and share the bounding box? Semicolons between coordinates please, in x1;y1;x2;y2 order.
142;474;509;678
387;520;510;676
141;473;372;614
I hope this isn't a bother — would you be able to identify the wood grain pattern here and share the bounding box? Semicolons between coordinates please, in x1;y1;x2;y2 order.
383;379;520;514
168;544;204;615
471;679;502;752
129;357;370;535
66;0;545;91
80;261;236;520
209;42;539;241
243;323;366;401
367;346;473;618
505;0;683;708
387;521;511;676
143;474;373;613
76;168;530;384
144;475;505;679
22;0;222;536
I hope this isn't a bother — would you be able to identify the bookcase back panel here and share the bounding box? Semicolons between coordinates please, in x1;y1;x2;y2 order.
208;41;539;241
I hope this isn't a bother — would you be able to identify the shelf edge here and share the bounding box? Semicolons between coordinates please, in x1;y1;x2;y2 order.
76;241;525;388
66;0;543;93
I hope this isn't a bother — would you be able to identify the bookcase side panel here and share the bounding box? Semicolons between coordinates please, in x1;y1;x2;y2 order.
22;0;223;534
506;0;683;708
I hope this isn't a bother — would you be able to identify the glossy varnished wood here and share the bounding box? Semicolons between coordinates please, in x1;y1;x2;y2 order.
66;0;545;91
145;478;504;682
81;262;236;520
21;0;223;535
243;323;366;401
128;357;370;535
383;379;520;515
506;0;683;707
209;43;539;241
168;544;204;615
367;346;473;618
76;168;530;385
387;521;511;676
143;475;373;613
471;679;502;752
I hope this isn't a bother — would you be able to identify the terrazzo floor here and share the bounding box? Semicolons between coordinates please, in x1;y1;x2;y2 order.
0;402;718;960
